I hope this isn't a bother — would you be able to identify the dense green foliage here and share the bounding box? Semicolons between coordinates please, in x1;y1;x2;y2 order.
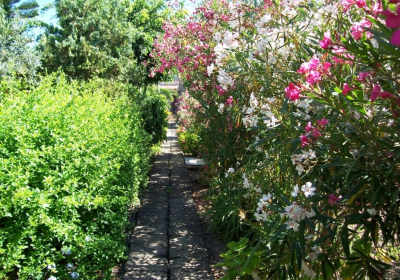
178;131;200;157
39;0;184;86
0;74;156;279
39;0;136;82
137;92;169;145
0;0;175;278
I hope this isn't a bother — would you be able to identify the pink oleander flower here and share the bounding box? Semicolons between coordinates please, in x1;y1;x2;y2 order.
312;130;322;138
341;0;355;12
226;96;234;105
328;194;342;205
342;83;352;95
372;1;383;16
332;46;354;64
351;19;372;40
317;118;329;128
371;84;396;102
391;30;400;46
305;122;314;133
332;56;343;64
216;85;227;96
285;83;301;101
356;0;366;8
319;31;332;49
382;6;400;28
306;70;322;84
298;55;320;74
356;71;372;81
308;55;320;69
323;62;332;73
300;134;310;147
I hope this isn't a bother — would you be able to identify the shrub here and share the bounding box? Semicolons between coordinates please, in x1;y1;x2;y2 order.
137;91;169;145
0;74;151;279
178;130;200;156
152;0;400;278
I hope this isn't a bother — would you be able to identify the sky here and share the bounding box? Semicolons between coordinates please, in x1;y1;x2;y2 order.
36;0;57;25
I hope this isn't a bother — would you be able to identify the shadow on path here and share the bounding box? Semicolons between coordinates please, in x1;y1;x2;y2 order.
123;116;214;280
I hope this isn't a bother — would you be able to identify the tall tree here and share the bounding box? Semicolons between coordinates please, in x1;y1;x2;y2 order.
39;0;185;86
0;7;41;81
39;0;136;82
1;0;39;19
127;0;185;85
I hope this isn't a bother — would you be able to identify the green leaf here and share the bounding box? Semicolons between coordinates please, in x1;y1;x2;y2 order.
341;226;351;257
295;240;302;271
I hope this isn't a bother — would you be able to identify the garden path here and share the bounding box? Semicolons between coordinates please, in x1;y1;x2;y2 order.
123;115;214;280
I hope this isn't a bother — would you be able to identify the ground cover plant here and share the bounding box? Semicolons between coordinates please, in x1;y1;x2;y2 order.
0;74;161;279
152;0;400;278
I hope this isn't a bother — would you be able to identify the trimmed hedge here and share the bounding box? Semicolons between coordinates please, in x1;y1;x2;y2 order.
0;74;154;279
139;93;169;145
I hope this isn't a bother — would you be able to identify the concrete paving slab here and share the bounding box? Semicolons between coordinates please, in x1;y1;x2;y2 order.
124;270;168;280
125;257;168;272
123;117;214;280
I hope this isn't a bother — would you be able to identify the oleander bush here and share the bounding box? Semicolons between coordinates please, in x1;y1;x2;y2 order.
0;74;153;279
152;0;400;278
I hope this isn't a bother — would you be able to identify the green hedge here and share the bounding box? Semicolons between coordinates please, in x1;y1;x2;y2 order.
0;74;153;279
138;93;169;145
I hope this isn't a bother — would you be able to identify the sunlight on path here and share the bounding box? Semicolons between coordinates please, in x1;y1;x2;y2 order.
123;115;214;280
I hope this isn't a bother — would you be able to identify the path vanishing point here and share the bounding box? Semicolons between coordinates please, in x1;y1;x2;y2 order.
123;115;214;280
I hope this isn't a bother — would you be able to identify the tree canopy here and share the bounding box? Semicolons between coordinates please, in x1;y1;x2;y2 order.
0;7;41;81
39;0;185;86
1;0;39;19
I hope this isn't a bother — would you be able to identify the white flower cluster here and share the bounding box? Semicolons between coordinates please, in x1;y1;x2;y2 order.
281;203;316;231
242;172;252;188
294;99;311;116
302;261;317;279
214;43;228;66
280;183;316;230
291;149;316;174
224;167;235;178
242;93;279;129
308;246;322;261
217;69;234;90
218;103;225;114
254;193;272;222
222;31;240;49
207;63;215;76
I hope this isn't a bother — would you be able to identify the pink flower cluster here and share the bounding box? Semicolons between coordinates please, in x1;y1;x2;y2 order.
284;55;333;101
371;84;396;102
300;118;329;147
350;19;372;40
297;55;332;85
328;194;342;205
319;31;332;49
151;9;216;78
382;6;400;46
339;0;400;46
285;83;301;101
